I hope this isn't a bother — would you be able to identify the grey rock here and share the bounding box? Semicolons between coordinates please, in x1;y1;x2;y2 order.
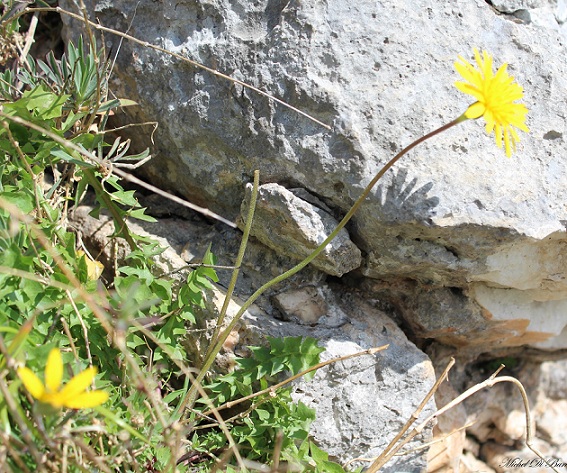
59;0;567;355
241;183;362;277
540;358;567;399
489;0;567;37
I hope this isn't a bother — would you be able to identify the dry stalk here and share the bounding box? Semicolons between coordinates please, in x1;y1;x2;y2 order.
365;363;561;473
395;421;476;456
364;356;455;472
18;10;38;66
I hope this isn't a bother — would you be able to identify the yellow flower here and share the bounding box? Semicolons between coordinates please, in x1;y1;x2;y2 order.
455;48;529;157
17;348;108;409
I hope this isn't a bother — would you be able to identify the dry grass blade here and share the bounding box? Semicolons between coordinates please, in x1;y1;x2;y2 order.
365;364;561;473
365;357;455;472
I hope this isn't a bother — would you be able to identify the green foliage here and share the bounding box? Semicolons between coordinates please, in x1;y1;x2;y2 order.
0;26;353;473
188;337;343;470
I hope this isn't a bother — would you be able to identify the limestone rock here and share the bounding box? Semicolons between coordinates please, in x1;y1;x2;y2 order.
459;451;496;473
241;183;362;277
489;0;567;38
534;398;567;449
60;0;567;358
540;358;567;399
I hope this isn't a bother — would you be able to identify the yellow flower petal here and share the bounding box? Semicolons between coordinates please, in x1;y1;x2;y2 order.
455;48;529;157
64;390;109;409
45;348;63;393
17;367;45;399
41;391;66;408
18;349;109;410
57;366;97;402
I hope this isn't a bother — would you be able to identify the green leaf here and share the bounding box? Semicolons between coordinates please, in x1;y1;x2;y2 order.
128;207;157;222
50;146;96;167
110;189;139;207
97;98;122;112
0;188;35;214
20;85;70;120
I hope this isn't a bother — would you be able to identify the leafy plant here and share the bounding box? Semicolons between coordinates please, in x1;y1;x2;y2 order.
0;20;345;471
0;4;539;473
188;337;355;471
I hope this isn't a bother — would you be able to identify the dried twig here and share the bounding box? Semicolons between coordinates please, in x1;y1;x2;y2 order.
364;357;455;472
365;363;561;473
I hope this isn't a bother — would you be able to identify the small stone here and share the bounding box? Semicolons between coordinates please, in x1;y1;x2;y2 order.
241;183;362;277
272;286;327;325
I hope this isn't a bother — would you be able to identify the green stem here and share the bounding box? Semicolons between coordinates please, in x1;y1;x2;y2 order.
182;116;465;414
212;170;260;340
203;172;259;361
176;171;259;417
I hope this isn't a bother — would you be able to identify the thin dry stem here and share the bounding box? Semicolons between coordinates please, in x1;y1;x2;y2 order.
395;421;476;456
18;11;38;66
0;431;33;473
365;368;560;473
270;431;284;473
0;110;237;229
365;357;455;471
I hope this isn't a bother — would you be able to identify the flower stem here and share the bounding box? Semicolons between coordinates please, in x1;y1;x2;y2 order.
181;116;465;415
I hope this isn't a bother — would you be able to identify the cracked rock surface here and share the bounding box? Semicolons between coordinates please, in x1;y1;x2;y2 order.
61;0;567;470
61;0;567;352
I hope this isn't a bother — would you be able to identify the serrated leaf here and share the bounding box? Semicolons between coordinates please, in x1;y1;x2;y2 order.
128;207;156;222
126;334;146;350
110;189;139;207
